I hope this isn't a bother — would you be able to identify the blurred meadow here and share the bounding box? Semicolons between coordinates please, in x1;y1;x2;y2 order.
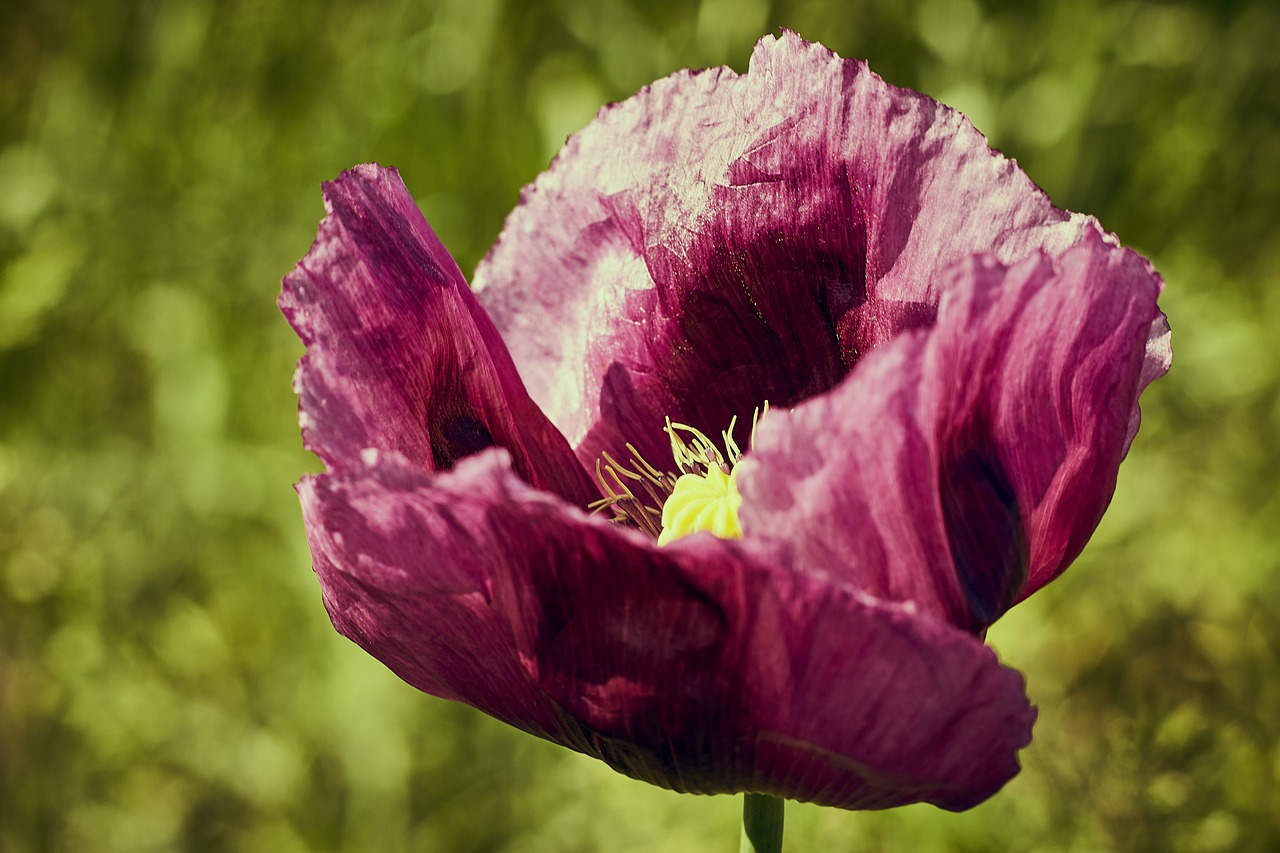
1;0;1278;850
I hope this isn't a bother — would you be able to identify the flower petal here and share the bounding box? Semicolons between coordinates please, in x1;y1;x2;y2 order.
302;448;1035;810
739;231;1169;631
280;164;598;506
473;31;1091;466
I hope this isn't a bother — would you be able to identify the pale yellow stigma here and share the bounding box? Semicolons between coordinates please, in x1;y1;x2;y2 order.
590;405;768;543
657;465;743;546
655;406;767;546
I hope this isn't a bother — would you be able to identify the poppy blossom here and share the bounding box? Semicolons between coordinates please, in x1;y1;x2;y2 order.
280;31;1170;811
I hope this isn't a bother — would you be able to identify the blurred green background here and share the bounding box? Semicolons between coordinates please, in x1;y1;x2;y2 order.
1;0;1277;850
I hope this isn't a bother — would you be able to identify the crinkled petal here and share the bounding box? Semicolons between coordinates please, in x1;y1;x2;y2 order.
474;30;1093;466
280;164;597;506
739;231;1169;631
301;448;1035;811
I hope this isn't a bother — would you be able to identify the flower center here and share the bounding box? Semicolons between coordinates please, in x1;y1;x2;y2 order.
590;406;766;545
657;463;742;546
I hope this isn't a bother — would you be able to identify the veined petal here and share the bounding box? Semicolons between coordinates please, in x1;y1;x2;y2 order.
739;231;1169;631
302;448;1035;810
280;164;598;507
474;30;1094;466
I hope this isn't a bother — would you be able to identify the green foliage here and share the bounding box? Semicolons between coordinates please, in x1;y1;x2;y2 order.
2;0;1277;850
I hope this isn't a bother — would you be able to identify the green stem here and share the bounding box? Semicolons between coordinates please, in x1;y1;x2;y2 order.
739;793;784;853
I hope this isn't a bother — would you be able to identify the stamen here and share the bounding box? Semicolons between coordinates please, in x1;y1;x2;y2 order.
589;443;677;539
591;403;770;543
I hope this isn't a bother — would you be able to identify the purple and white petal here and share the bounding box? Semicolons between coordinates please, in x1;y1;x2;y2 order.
303;448;1035;810
281;164;598;507
474;30;1094;467
739;231;1168;630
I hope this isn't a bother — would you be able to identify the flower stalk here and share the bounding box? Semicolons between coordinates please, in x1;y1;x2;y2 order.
740;793;784;853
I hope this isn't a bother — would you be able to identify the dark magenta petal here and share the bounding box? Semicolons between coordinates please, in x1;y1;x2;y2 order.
301;448;1034;811
739;230;1169;631
474;31;1094;466
280;164;598;507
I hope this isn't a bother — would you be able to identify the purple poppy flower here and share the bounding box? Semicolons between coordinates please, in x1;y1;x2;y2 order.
281;32;1170;812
